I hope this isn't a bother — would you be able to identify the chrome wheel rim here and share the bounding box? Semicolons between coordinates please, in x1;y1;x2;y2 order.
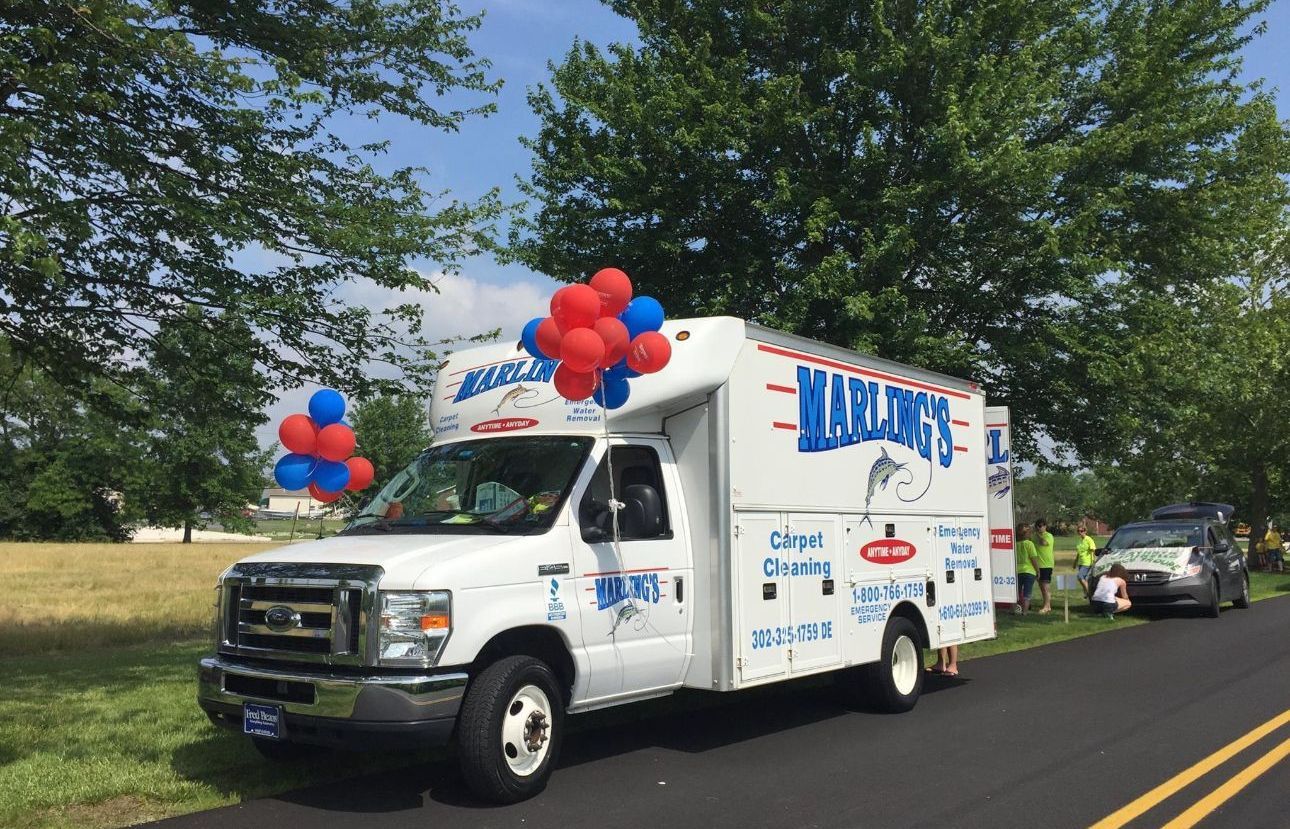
501;684;552;777
891;635;918;696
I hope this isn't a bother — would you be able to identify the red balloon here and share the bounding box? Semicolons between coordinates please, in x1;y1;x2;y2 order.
309;482;342;504
316;423;356;462
590;268;633;317
535;317;563;359
550;284;601;333
593;317;630;367
560;327;606;373
278;414;318;455
345;456;375;491
626;331;672;374
553;363;598;401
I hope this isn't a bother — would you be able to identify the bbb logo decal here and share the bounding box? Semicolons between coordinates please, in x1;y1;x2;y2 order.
545;577;567;622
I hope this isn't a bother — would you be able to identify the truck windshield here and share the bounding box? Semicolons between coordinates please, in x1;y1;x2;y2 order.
342;436;593;535
1106;523;1204;550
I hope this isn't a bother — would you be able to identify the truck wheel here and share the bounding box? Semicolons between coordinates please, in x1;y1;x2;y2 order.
458;655;563;804
1232;571;1251;609
858;617;924;713
1203;576;1221;618
251;737;319;761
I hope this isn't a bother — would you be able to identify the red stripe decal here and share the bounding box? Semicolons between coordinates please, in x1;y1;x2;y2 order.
756;343;972;400
985;422;1007;428
447;356;526;377
951;419;970;427
581;566;670;577
772;422;798;431
953;445;969;453
766;383;796;394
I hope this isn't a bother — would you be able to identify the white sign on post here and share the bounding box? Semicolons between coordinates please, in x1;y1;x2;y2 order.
985;407;1017;605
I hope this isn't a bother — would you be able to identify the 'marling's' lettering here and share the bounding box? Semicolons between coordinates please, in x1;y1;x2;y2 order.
453;358;557;403
796;367;954;467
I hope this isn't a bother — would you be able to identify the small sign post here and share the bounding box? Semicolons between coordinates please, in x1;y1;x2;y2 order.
1054;574;1081;623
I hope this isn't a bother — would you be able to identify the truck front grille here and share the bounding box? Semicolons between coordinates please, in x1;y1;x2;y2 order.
217;563;381;666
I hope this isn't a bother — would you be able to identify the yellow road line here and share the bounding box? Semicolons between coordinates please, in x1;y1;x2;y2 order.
1089;708;1290;829
1160;735;1290;829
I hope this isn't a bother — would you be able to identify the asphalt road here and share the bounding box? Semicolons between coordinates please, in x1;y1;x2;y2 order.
154;596;1290;829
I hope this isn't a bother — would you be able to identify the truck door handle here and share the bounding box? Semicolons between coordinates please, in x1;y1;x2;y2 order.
675;576;684;603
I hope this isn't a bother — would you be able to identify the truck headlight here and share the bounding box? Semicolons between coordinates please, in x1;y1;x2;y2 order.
378;591;451;666
211;585;222;643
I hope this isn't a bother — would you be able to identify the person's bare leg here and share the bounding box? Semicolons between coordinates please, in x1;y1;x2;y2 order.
943;645;959;676
1115;597;1132;614
1039;580;1052;612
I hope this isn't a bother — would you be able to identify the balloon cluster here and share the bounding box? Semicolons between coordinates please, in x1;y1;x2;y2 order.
273;389;375;504
519;268;672;409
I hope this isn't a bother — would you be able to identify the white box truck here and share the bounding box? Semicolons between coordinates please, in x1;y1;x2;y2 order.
198;317;998;802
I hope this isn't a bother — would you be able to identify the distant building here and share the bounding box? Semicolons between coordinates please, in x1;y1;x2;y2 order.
259;487;327;516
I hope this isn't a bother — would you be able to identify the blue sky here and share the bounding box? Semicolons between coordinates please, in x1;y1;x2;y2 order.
257;0;1289;444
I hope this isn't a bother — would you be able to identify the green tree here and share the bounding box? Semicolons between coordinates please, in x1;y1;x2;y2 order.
2;0;505;400
0;339;145;540
1051;236;1289;541
131;309;273;543
514;0;1288;453
351;393;432;490
1014;469;1104;529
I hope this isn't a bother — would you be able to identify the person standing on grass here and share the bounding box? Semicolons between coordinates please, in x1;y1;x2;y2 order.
1013;523;1040;615
1091;563;1132;619
1034;519;1055;614
1266;523;1284;574
1073;524;1097;598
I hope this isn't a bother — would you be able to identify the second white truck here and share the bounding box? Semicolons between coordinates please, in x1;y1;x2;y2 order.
198;317;1002;802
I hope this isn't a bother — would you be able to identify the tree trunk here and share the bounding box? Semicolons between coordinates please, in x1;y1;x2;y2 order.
1246;461;1268;568
183;519;193;544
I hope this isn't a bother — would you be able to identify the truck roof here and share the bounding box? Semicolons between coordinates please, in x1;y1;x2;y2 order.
428;316;981;442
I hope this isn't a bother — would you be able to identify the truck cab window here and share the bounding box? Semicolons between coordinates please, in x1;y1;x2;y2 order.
580;446;670;542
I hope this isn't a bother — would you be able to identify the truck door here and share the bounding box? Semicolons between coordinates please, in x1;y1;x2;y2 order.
735;512;789;683
785;513;842;673
572;440;692;702
958;517;993;641
932;518;965;646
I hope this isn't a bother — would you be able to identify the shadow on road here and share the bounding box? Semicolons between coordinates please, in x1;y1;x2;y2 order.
193;671;970;813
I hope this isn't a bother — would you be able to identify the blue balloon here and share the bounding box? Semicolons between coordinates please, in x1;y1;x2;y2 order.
274;453;317;491
314;459;351;492
593;376;632;410
520;317;545;360
309;388;346;426
619;296;665;339
604;359;641;381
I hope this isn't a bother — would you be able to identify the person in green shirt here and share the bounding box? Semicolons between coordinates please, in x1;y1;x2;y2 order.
1073;524;1097;597
1034;519;1056;614
1013;523;1040;615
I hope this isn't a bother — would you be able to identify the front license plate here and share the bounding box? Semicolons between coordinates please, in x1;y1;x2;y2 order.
243;703;282;740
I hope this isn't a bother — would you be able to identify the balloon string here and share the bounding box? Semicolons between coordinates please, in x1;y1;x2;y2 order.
601;370;638;637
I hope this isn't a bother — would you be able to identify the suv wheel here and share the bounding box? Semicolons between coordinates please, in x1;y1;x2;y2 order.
1203;576;1221;618
1232;571;1251;609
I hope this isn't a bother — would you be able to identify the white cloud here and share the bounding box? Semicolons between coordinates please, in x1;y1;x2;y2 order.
256;269;558;449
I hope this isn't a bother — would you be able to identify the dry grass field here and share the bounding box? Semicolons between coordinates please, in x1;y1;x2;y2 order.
0;543;275;657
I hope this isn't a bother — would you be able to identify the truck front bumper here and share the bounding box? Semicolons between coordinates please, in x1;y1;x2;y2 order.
197;655;467;750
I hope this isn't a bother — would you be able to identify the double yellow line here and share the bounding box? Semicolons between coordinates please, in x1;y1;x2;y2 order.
1090;708;1290;829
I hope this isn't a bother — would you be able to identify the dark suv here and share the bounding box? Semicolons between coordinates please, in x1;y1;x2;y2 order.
1091;502;1250;617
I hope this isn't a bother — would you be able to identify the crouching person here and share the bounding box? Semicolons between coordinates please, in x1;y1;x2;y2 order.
1091;563;1132;619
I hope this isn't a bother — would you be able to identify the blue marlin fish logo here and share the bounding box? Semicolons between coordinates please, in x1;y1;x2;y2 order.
987;465;1011;499
861;447;907;528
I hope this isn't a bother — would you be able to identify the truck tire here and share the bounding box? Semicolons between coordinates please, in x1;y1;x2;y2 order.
1232;571;1251;609
857;616;924;713
458;655;563;804
250;737;318;761
1203;576;1221;618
